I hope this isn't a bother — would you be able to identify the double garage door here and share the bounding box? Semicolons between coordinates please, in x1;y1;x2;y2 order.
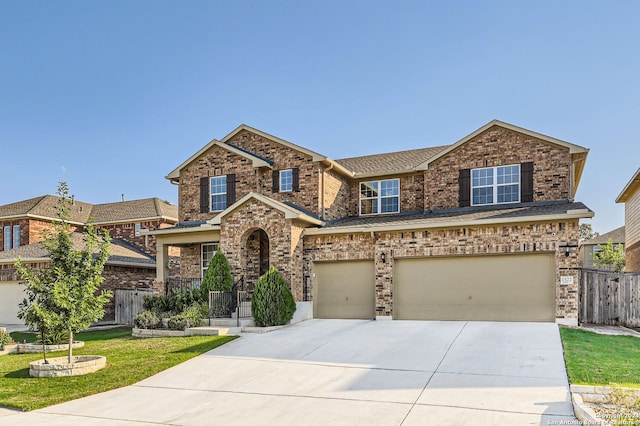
313;253;556;322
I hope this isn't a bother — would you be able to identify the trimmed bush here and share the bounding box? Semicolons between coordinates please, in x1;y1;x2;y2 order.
201;250;233;298
134;310;161;329
167;304;204;331
251;266;296;327
0;329;14;350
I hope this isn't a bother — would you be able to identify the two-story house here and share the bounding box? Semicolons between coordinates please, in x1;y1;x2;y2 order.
616;168;640;271
0;196;179;324
147;120;592;325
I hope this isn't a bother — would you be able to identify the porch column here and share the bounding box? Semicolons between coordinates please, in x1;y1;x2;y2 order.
156;242;170;284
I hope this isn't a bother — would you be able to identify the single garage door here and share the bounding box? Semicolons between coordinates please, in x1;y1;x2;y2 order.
0;282;25;324
313;260;375;319
394;253;556;322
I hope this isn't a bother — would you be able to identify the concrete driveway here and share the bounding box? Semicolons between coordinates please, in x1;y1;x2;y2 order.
2;320;576;425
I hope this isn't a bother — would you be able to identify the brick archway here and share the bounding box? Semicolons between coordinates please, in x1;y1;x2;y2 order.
241;227;270;289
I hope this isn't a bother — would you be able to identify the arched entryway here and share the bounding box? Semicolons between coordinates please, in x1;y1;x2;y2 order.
244;228;270;290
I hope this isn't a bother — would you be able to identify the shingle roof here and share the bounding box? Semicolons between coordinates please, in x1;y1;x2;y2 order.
319;201;592;231
335;145;449;176
90;198;178;223
584;226;625;245
0;233;155;266
0;195;93;223
0;196;178;224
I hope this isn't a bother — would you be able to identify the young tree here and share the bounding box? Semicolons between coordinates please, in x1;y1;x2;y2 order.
579;223;599;242
593;238;626;272
16;182;112;363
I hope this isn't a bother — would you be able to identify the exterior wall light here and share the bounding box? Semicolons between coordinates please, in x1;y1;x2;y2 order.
381;252;386;263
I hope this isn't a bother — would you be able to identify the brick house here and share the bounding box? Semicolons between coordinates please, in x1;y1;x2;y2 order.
0;196;178;324
616;168;640;271
147;120;592;325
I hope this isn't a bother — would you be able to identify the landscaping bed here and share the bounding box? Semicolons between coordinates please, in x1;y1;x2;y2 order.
560;327;640;425
0;326;236;411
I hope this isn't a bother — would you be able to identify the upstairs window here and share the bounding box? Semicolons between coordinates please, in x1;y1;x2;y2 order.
12;225;20;248
210;176;227;212
360;179;400;215
3;226;10;251
279;169;293;192
135;223;142;237
471;164;520;206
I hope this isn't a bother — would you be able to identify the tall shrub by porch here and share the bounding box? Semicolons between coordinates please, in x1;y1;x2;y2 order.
251;266;296;326
200;249;233;296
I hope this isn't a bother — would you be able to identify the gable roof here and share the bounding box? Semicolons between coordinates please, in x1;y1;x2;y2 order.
414;120;589;170
165;124;354;183
0;233;155;267
583;226;625;245
0;195;93;224
0;196;178;225
207;192;324;226
616;168;640;203
335;146;449;177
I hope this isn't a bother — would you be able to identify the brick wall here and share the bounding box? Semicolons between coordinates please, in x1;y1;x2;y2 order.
100;265;156;321
95;219;175;256
424;125;572;210
178;130;321;222
322;167;353;219
303;219;580;320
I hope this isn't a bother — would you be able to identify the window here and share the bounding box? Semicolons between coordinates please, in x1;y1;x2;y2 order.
201;243;219;278
3;226;10;251
471;164;520;206
279;169;293;192
134;223;142;237
210;176;227;212
360;179;400;215
12;225;20;248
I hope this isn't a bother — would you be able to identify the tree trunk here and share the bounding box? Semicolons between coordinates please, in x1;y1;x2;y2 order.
41;329;48;364
68;330;73;364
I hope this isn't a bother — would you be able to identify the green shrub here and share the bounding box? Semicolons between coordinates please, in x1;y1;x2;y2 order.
0;329;14;349
42;329;69;345
251;266;296;327
134;310;161;329
201;250;233;298
167;304;204;331
143;294;175;314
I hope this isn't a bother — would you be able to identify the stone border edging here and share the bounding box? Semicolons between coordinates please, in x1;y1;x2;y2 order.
29;355;106;378
570;384;640;425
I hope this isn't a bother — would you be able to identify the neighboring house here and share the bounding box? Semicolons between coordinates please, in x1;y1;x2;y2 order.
0;234;156;323
0;196;179;324
579;226;625;270
146;120;592;325
616;168;640;271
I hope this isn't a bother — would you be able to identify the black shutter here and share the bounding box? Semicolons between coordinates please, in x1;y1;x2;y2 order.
292;167;300;192
521;162;534;203
226;174;236;207
459;169;471;207
272;170;279;193
200;177;210;213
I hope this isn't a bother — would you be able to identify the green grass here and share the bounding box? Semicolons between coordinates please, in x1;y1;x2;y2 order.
0;327;237;411
560;327;640;387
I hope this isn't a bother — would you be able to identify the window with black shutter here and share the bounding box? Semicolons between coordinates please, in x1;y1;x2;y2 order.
520;162;534;203
200;177;210;213
292;167;300;192
272;170;279;193
226;173;236;207
459;169;471;207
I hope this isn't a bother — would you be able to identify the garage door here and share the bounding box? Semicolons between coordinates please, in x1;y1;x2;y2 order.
313;260;375;319
0;282;25;324
394;254;556;322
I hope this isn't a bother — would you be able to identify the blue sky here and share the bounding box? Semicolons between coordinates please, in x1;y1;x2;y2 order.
1;1;638;233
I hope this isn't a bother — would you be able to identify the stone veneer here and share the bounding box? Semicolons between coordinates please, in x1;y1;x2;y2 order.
303;219;581;320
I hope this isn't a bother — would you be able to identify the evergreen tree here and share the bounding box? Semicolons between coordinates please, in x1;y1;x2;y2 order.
251;266;296;327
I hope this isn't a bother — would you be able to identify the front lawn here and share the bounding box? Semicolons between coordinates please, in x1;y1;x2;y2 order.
0;327;236;411
560;327;640;387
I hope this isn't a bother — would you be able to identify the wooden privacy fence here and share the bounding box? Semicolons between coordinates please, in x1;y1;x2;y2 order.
579;268;640;327
115;288;155;325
